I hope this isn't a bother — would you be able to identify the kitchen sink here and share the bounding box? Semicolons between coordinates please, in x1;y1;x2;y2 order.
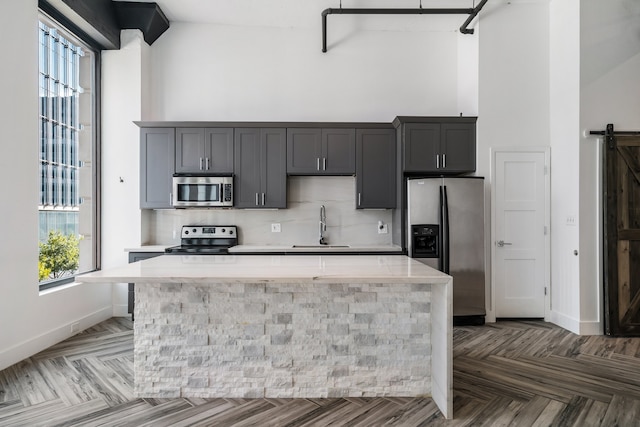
291;245;350;248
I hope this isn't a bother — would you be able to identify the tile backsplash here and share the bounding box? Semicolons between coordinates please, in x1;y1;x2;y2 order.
144;176;394;246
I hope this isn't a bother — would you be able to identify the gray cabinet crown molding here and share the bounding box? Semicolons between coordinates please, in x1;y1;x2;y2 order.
135;121;394;129
392;116;478;127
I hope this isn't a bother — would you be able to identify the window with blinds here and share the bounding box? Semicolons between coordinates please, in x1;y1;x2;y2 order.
38;15;98;287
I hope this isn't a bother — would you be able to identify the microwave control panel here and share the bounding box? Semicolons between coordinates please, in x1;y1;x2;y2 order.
223;184;233;202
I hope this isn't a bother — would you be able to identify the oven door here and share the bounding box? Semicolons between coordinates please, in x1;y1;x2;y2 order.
172;176;233;207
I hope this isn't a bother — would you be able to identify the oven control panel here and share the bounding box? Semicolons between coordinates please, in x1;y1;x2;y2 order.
181;225;237;239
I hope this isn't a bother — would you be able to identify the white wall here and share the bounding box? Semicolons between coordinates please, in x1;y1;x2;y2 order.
548;0;583;332
579;0;640;332
101;30;149;315
146;21;465;122
0;0;112;371
477;0;550;319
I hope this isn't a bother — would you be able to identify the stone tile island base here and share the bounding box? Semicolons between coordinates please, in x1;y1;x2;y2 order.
134;282;433;400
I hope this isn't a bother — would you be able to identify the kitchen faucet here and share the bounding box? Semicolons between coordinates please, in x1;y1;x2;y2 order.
319;205;327;245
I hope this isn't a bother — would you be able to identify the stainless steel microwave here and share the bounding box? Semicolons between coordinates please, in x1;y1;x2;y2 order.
172;175;233;207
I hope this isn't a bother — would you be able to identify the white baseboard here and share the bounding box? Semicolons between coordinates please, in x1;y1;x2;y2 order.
550;310;603;335
0;306;113;371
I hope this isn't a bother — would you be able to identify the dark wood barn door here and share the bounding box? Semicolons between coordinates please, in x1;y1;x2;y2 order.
604;133;640;335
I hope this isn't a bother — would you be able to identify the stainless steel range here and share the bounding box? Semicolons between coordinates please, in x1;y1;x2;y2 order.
165;225;238;255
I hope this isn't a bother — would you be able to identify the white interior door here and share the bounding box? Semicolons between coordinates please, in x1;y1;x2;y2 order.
492;148;549;318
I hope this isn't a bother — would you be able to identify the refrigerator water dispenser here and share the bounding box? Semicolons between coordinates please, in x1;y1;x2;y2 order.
411;224;439;258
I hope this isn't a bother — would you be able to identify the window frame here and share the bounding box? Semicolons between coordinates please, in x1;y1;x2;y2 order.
38;7;101;291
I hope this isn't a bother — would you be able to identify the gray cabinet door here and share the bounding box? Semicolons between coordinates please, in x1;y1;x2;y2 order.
287;128;355;175
403;123;439;172
322;128;356;174
140;128;175;208
205;128;234;173
262;128;287;208
234;128;262;208
287;128;322;173
356;129;396;209
234;128;287;208
175;128;205;173
440;123;476;173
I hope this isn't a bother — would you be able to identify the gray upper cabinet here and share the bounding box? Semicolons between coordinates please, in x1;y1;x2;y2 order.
403;123;440;172
440;123;476;173
323;128;356;174
175;128;233;173
400;119;476;174
287;128;355;175
140;128;175;209
356;128;396;209
234;128;287;208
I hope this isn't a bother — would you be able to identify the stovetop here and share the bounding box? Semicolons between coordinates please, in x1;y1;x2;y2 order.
165;225;237;255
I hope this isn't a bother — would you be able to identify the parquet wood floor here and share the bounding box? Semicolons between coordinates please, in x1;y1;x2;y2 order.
1;318;639;426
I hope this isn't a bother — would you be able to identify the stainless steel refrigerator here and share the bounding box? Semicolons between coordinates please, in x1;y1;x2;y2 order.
407;177;486;325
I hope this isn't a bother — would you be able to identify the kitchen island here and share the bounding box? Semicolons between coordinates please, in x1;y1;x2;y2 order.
78;254;453;419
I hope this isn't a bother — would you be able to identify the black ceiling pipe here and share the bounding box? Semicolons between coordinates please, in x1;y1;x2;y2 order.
322;0;489;52
460;0;489;34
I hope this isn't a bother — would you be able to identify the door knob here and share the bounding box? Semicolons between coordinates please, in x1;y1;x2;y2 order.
497;240;512;247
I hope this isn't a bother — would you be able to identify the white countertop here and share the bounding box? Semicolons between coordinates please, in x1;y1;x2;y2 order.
228;244;403;253
124;245;171;253
123;245;402;254
78;254;450;285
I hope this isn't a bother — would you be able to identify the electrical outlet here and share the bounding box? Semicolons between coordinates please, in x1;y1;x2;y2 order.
70;322;80;334
378;221;388;234
271;223;281;233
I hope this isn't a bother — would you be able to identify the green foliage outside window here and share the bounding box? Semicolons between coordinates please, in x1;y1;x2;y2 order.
38;231;80;281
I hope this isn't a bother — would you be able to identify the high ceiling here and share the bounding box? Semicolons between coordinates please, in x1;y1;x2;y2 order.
117;0;480;28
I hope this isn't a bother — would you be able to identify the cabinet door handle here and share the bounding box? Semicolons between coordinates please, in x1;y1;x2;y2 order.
436;154;440;169
169;193;173;205
317;158;320;171
199;157;204;170
442;154;446;168
255;193;259;206
323;157;327;170
205;157;210;170
262;193;266;205
358;192;361;206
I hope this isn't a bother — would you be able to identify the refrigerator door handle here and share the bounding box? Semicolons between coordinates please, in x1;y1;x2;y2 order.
441;185;450;274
